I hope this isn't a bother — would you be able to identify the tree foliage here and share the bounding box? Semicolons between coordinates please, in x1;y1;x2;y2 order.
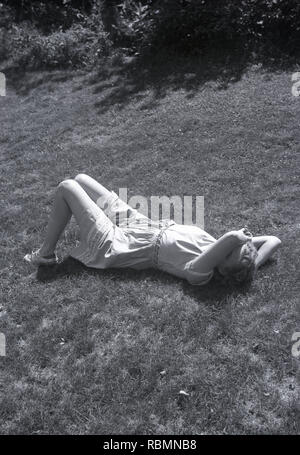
1;0;300;70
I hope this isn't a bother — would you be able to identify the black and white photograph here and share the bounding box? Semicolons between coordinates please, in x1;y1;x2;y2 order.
0;0;299;438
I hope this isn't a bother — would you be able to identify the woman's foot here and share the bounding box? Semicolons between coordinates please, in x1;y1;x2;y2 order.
24;249;58;266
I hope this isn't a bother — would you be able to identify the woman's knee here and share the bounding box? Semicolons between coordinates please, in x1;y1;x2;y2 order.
57;179;78;194
74;173;89;185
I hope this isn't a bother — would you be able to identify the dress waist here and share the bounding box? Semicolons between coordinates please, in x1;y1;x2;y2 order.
152;220;175;268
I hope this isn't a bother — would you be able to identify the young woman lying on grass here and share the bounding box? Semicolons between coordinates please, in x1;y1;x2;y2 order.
24;174;281;286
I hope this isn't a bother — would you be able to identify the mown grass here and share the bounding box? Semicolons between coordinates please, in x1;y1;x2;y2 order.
0;55;299;434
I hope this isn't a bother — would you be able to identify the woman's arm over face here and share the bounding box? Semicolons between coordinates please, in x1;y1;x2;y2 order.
252;235;282;269
189;230;249;274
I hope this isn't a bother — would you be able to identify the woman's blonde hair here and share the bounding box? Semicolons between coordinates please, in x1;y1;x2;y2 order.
216;241;258;286
229;241;258;284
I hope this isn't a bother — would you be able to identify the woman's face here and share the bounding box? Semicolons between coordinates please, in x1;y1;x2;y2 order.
217;243;252;276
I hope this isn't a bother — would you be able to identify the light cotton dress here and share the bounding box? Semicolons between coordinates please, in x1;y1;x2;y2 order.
70;191;216;286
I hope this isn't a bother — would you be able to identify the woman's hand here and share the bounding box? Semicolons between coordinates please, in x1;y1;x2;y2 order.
252;235;282;269
233;227;253;245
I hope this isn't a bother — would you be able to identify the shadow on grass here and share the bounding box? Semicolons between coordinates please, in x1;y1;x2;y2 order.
0;48;253;108
36;255;162;283
36;255;250;308
3;68;86;96
182;276;252;307
5;46;298;112
88;47;299;114
90;49;250;114
4;47;247;101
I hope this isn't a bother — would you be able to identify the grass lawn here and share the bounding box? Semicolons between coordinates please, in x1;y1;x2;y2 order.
0;54;299;434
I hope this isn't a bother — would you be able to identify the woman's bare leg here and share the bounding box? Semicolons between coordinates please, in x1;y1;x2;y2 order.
74;173;112;208
39;179;109;257
39;181;72;256
74;173;135;225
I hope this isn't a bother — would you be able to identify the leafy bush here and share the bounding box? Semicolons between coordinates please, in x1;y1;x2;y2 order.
0;2;111;70
246;0;300;54
0;3;15;61
1;0;300;70
113;0;300;57
112;0;154;51
1;23;110;71
1;0;94;32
